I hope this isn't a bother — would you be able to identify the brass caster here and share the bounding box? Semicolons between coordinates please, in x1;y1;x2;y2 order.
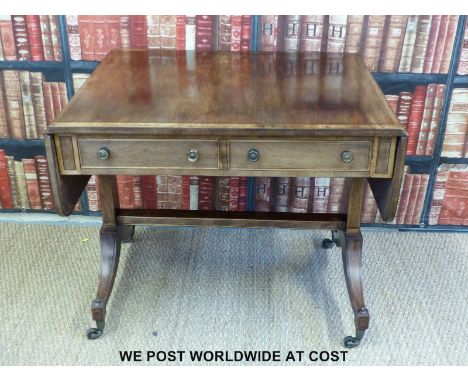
343;329;365;348
86;320;105;340
322;238;335;249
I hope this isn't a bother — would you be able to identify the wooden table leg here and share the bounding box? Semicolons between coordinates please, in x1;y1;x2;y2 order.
87;175;124;340
336;178;370;348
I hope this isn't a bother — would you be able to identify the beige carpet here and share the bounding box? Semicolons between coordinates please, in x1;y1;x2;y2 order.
0;221;467;366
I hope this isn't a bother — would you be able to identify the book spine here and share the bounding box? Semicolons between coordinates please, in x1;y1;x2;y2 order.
25;15;44;61
92;16;108;61
362;15;386;71
238;177;248;212
0;73;9;137
195;15;213;51
398;16;419;72
117;175;134;209
410;15;432;73
457;19;468;75
422;15;441;73
189;176;199;210
412;174;429;224
0;16;17;60
283;15;301;52
48;15;62;61
273;177;290;212
22;158;41;209
216;176;230;211
2;70;26;139
19;71;37;139
396;91;412;128
426;84;446;156
312;177;331;213
288;177;310;213
120;16;131;48
240;15;252;52
259;15;279;51
78;15;94;60
39;15;54;61
415;83;437;155
175;15;186;51
439;15;459;74
86;175;100;212
42;81;54;124
217;15;231;51
66;15;82;60
34;155;54;210
395;174;413;224
300;15;324;52
198;176;214;210
185;16;196;50
156;175;168;209
403;174;421;224
106;15;121;51
140;175;157;209
58;82;68;112
230;16;241;51
254;177;271;211
441;89;468;157
463;169;468;225
449;168;467;225
430;15;449;73
181;175;191;210
327;177;346;213
0;150;12;208
406;85;426;155
439;170;459;225
6;156;20;208
132;175;143;209
146;16;161;49
130;16;147;48
160;16;177;50
11;15;31;60
167;175;182;209
378;15;408;72
228;176;240;211
327;15;348;53
344;15;364;53
50;82;61;117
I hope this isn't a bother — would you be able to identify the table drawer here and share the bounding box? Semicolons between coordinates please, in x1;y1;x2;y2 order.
229;140;371;172
78;139;219;170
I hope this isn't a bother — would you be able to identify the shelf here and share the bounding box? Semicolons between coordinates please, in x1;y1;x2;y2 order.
363;223;468;232
453;75;468;85
440;157;468;164
0;138;46;157
373;72;447;84
70;60;99;72
0;60;63;70
405;155;433;173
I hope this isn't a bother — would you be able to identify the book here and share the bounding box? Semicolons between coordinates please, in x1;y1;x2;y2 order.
92;16;108;61
2;70;26;139
361;182;378;223
441;88;468;157
272;177;290;212
439;166;466;225
107;16;121;53
217;15;231;51
130;16;147;48
167;175;182;209
398;16;419;72
0;15;17;60
195;16;213;51
119;16;131;48
283;15;301;52
216;176;230;211
6;155;20;208
39;15;54;61
415;84;437;155
403;174;421;224
132;175;143;208
78;15;94;60
344;15;364;53
189;176;199;210
181;175;191;210
289;177;311;213
300;16;324;52
35;155;54;210
312;177;330;213
428;164;452;225
117;175;134;209
160;16;176;50
0;150;12;208
140;175;157;209
238;177;248;211
175;15;186;51
406;85;426;155
66;15;82;60
412;174;429;224
19;71;37;139
198;176;214;210
240;15;252;51
430;15;449;73
86;175;100;212
254;177;271;211
378;16;408;72
457;18;468;75
439;15;459;74
422;15;441;73
48;15;62;60
0;73;8;138
410;15;432;73
11;15;31;60
230;16;241;51
326;15;347;53
259;15;279;51
395;174;414;224
228;176;240;211
361;15;386;72
146;16;161;49
185;16;196;50
29;72;47;138
327;177;346;213
426;84;446;156
385;94;399;113
42;81;54;124
25;15;44;61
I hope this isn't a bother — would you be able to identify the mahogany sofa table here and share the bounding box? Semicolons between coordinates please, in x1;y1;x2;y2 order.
45;49;406;348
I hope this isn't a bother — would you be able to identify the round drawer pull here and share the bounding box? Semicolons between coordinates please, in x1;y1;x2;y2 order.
187;149;199;162
248;148;260;162
341;151;353;163
97;147;110;160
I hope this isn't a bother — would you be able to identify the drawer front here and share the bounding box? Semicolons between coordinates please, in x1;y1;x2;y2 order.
229;140;371;172
79;139;219;170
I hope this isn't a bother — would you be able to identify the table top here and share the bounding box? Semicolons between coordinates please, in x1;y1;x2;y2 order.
49;49;404;137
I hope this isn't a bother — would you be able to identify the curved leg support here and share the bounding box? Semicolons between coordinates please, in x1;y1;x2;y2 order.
87;225;123;339
121;225;135;243
341;231;370;348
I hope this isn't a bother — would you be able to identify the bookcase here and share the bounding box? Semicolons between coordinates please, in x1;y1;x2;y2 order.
1;15;468;232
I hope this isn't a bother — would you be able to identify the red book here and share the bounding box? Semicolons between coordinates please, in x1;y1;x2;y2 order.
58;83;68;112
119;16;131;49
228;176;240;211
50;82;62;118
92;16;108;61
11;15;31;60
439;168;465;225
42;81;54;124
0;150;13;209
230;16;242;52
198;176;214;210
404;175;421;224
426;84;446;156
412;175;429;224
195;16;213;51
22;158;41;209
175;15;186;51
35;155;54;210
117;175;134;209
406;86;427;155
0;16;17;60
132;176;143;209
181;175;191;210
130;16;147;48
254;177;271;211
107;16;121;52
48;15;62;61
140;175;157;209
259;15;279;51
238;177;248;211
240;16;252;52
0;74;9;138
25;15;44;61
430;16;449;73
289;177;311;213
423;15;441;73
29;72;47;138
429;164;452;224
300;16;325;52
415;84;437;155
167;176;182;209
39;15;54;61
217;177;230;211
439;16;459;73
78;15;94;60
458;19;468;75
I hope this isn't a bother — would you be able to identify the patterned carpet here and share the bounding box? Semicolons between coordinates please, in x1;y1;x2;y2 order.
0;221;467;365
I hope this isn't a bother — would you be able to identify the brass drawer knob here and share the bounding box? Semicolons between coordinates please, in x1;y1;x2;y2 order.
187;149;199;162
341;151;353;163
97;147;110;160
248;148;260;162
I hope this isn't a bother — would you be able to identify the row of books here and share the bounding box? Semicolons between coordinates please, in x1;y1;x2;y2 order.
441;88;468;158
0;15;62;61
429;164;468;225
385;84;446;156
0;70;68;139
66;15;253;61
0;149;55;210
257;15;459;73
457;18;468;75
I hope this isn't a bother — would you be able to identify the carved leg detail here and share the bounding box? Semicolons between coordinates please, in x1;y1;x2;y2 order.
121;225;135;243
87;225;123;340
341;231;370;348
